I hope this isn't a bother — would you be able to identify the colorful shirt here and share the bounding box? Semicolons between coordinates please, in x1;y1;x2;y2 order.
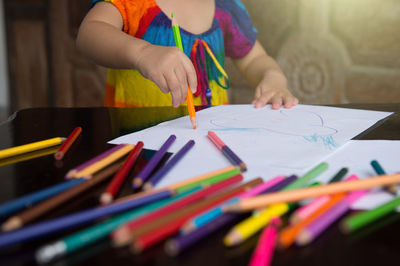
92;0;257;107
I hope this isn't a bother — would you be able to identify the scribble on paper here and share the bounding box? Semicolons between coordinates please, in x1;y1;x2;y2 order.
209;109;338;149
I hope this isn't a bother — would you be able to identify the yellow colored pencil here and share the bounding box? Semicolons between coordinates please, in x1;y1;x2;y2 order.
223;203;289;246
73;144;134;178
0;137;65;160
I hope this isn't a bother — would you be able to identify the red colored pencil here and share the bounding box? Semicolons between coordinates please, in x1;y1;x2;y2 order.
111;174;243;246
54;127;82;160
100;141;144;205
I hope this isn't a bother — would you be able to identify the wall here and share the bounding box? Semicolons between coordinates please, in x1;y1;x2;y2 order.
228;0;400;105
0;0;9;111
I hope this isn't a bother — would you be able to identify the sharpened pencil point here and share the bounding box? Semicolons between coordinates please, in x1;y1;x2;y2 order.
2;217;22;232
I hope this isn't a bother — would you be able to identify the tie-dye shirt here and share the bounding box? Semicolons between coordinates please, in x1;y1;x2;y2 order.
92;0;257;107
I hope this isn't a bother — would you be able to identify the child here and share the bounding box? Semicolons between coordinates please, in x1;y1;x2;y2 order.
77;0;298;109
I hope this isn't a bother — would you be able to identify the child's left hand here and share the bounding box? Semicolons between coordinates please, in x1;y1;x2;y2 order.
252;71;298;110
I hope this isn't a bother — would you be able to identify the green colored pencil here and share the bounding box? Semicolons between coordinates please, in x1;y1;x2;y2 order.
282;162;329;191
340;197;400;234
177;167;241;193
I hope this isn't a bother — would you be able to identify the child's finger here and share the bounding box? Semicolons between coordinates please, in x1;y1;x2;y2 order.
165;72;183;108
174;66;189;105
254;91;274;108
181;56;197;94
157;74;170;94
271;96;283;110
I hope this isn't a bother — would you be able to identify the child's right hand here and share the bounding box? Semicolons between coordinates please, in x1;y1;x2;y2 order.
135;44;198;108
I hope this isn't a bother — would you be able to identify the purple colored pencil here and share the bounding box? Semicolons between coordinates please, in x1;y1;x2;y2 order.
297;189;368;245
66;144;125;178
132;135;176;189
261;175;298;194
221;146;246;171
143;140;195;190
166;213;240;256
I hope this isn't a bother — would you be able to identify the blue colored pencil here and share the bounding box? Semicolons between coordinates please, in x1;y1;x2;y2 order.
0;179;85;219
132;135;176;189
143;140;195;190
371;160;397;195
0;189;174;249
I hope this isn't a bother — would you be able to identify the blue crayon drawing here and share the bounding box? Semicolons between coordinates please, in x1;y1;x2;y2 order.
209;109;338;150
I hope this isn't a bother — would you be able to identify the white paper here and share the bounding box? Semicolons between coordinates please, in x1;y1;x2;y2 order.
312;140;400;211
109;104;391;189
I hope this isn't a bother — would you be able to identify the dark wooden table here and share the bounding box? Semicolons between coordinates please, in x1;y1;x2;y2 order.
0;104;399;266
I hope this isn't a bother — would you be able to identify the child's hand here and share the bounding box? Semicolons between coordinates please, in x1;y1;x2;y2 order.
252;71;298;110
135;44;197;108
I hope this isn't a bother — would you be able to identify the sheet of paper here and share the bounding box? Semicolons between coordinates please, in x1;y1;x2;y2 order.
312;140;400;211
109;104;391;189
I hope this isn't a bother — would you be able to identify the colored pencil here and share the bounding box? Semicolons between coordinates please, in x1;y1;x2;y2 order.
112;174;243;247
143;140;195;190
180;176;285;234
35;188;199;264
114;166;241;205
329;167;349;183
1;162;122;232
0;178;85;219
207;131;247;171
0;146;59;167
278;193;346;248
168;212;241;256
282;162;328;191
54;127;82;160
223;174;316;246
100;141;144;205
73;144;134;178
224;203;289;247
297;188;367;245
0;137;65;160
65;144;125;178
130;178;261;253
0;189;174;249
290;172;353;224
132;135;176;189
171;13;196;129
249;218;280;266
223;173;400;212
371;159;397;195
340;196;400;234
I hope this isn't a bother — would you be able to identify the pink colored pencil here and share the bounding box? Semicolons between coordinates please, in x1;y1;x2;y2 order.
239;176;285;199
297;182;368;245
290;175;358;224
249;217;280;266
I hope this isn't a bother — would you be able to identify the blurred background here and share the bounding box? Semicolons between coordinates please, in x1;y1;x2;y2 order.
0;0;399;121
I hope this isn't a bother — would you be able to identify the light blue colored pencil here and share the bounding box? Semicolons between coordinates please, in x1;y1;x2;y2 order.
0;178;85;219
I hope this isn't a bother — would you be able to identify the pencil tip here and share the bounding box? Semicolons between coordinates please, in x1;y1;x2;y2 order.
2;217;22;232
100;193;113;205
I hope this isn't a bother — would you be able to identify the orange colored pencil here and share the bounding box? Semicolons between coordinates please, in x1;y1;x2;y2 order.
278;193;346;248
171;13;196;129
100;141;144;205
54;127;82;160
